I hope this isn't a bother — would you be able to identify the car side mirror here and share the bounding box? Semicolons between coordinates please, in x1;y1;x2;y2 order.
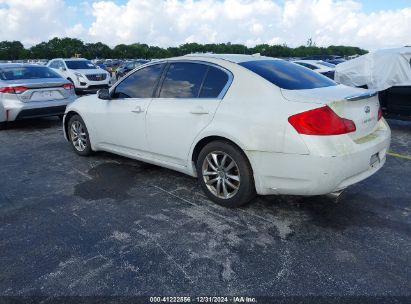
59;67;66;72
97;88;111;100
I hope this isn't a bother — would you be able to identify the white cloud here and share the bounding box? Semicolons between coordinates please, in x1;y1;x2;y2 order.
0;0;410;50
0;0;87;45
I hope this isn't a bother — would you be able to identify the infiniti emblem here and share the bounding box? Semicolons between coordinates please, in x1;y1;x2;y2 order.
364;106;370;113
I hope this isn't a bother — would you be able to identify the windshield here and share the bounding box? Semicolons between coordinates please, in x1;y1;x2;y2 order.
0;66;62;80
239;60;337;90
65;60;97;70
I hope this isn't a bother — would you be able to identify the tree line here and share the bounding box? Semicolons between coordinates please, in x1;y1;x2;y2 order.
0;37;368;60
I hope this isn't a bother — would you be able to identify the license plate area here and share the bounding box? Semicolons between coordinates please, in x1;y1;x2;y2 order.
30;90;63;101
370;153;380;167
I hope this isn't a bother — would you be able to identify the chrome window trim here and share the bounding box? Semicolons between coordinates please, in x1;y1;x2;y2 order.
110;59;233;100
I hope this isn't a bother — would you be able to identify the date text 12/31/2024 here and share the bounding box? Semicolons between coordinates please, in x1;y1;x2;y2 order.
149;296;257;303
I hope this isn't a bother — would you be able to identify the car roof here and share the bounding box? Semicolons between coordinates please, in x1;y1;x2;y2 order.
52;58;89;61
182;53;279;63
0;63;45;68
293;60;322;64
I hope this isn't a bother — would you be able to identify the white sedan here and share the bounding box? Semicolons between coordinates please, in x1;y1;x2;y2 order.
63;54;391;207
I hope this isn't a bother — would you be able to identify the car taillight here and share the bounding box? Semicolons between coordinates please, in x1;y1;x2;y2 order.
288;105;356;135
63;83;74;90
378;106;383;121
0;86;28;94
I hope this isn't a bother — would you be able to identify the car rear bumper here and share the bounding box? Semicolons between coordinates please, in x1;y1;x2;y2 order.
248;119;391;196
1;97;76;122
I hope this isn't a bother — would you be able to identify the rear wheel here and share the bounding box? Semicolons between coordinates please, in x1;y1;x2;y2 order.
196;141;256;208
68;115;92;156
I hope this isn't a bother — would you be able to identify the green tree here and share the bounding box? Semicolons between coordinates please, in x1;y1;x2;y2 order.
0;37;369;60
0;41;27;60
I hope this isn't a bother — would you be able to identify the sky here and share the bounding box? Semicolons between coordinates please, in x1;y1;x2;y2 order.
0;0;410;50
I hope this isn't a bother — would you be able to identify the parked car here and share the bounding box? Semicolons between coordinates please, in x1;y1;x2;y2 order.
327;58;346;65
96;63;110;73
47;58;110;94
302;55;346;65
303;55;343;61
115;60;150;79
335;47;411;119
104;59;122;73
0;64;76;128
63;54;390;207
292;60;335;79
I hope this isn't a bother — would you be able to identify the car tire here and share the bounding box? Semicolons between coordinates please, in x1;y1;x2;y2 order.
196;140;256;208
67;114;92;156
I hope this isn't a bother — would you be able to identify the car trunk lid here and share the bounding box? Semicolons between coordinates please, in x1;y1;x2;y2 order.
281;85;380;140
2;78;72;102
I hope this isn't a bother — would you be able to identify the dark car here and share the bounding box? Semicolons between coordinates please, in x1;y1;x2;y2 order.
302;55;343;61
96;63;110;73
379;87;411;119
327;58;346;65
115;60;149;79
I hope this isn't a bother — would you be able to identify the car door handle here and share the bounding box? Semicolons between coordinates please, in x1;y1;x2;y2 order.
190;106;209;115
131;106;145;113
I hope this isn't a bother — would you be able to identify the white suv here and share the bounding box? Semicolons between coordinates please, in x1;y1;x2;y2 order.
47;58;111;93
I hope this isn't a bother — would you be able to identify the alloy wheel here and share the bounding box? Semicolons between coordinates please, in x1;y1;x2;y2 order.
70;120;88;152
202;151;241;199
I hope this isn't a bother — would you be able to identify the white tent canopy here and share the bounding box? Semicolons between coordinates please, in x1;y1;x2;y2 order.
335;47;411;91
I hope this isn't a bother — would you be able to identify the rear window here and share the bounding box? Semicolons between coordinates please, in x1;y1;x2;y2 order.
239;60;337;90
0;66;62;80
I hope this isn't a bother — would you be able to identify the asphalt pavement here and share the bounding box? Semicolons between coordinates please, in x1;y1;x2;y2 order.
0;118;410;302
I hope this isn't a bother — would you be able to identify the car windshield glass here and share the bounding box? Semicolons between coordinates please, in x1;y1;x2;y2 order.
65;60;97;70
318;61;336;68
0;66;62;80
239;60;337;90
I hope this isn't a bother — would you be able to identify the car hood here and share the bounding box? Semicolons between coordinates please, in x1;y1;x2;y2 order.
72;69;108;75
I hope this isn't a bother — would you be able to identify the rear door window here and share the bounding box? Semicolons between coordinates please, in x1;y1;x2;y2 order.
159;63;208;98
199;66;229;98
239;60;337;90
113;63;164;98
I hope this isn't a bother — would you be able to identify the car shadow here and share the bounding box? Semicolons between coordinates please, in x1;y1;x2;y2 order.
2;117;62;130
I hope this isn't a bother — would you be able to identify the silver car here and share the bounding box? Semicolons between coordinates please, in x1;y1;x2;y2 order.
0;64;76;127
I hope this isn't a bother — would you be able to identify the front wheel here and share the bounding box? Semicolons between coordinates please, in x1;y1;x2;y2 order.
68;115;92;156
196;141;256;208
